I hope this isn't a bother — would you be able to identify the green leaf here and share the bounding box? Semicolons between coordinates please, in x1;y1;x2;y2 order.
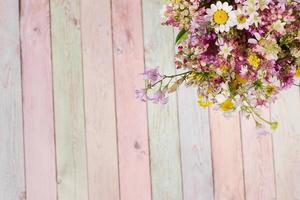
175;30;188;44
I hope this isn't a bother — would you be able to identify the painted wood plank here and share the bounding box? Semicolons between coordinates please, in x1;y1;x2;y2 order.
111;1;152;200
272;88;300;200
20;0;57;199
142;0;183;200
81;0;120;199
240;109;276;200
177;88;214;200
0;0;25;199
210;111;245;200
50;0;88;199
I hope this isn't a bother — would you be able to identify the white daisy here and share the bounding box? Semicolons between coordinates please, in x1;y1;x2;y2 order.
206;1;236;33
257;36;281;60
240;65;248;76
249;12;261;27
235;9;253;30
243;0;259;15
219;43;233;59
258;0;270;10
272;20;286;35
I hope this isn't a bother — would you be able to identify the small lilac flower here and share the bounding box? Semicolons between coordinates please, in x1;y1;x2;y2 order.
135;89;148;102
151;91;169;105
257;130;271;137
142;67;161;84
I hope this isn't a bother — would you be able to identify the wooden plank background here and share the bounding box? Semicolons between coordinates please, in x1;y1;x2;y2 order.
0;0;25;200
20;0;57;199
143;1;183;200
0;0;300;199
81;0;119;199
50;0;88;199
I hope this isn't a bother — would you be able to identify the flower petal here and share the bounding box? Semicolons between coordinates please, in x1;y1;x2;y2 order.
216;1;223;9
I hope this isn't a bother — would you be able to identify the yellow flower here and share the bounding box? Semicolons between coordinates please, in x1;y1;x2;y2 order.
265;85;277;97
236;75;248;85
295;69;300;78
237;15;247;24
198;96;213;108
220;64;229;72
220;99;234;112
270;122;278;131
247;54;261;69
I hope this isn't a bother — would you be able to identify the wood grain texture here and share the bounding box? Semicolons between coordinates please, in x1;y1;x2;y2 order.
50;0;88;199
210;111;245;200
272;88;300;200
111;0;152;199
81;0;120;199
20;0;57;199
177;88;214;200
0;0;25;199
142;0;183;200
240;109;276;200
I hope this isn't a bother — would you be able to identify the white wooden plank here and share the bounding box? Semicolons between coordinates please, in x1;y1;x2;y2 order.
272;87;300;200
241;109;276;200
0;0;25;199
177;88;214;200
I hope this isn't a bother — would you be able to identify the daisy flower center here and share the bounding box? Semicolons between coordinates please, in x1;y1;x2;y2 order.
213;10;229;25
237;15;247;24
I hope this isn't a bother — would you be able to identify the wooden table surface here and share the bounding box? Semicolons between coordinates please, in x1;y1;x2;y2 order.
0;0;300;199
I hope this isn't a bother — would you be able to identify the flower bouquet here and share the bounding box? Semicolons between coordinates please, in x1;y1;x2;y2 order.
136;0;300;130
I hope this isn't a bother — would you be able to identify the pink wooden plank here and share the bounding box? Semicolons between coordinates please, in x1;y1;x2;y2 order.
210;110;245;200
111;0;152;199
240;109;276;199
20;0;57;199
81;0;120;199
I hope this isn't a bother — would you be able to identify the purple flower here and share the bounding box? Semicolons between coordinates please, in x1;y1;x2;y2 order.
257;129;271;137
135;89;148;102
151;91;169;105
142;67;161;84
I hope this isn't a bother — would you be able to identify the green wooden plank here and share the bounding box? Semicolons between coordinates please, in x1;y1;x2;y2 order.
142;0;183;199
50;0;88;199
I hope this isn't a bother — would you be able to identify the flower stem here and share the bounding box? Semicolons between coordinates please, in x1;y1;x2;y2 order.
150;71;192;88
